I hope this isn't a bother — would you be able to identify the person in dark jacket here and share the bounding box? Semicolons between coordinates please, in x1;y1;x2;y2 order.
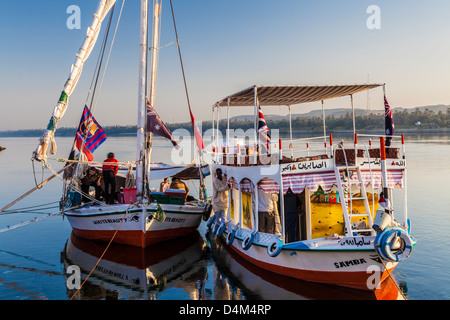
102;152;119;204
80;166;102;203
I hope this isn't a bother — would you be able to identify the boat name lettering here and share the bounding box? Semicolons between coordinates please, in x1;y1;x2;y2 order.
281;160;327;173
359;158;381;166
360;158;405;167
339;237;371;247
92;216;139;225
334;258;367;269
165;217;186;223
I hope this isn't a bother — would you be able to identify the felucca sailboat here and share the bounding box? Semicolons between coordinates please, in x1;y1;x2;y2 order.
32;0;211;248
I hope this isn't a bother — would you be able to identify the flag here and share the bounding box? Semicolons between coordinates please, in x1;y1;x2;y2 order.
146;99;180;149
257;105;271;143
189;107;204;151
384;95;394;146
75;105;107;161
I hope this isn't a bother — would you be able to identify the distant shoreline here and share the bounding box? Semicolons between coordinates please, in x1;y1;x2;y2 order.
0;127;448;138
1;105;448;137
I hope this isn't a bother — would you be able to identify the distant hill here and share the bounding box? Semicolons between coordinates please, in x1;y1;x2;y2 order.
230;105;449;122
0;105;448;137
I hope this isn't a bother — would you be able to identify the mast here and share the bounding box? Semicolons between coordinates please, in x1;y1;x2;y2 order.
136;0;149;201
146;1;162;184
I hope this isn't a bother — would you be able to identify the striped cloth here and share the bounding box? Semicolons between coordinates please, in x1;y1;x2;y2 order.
227;170;404;194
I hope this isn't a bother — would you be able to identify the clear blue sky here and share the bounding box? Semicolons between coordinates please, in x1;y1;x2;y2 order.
1;0;449;131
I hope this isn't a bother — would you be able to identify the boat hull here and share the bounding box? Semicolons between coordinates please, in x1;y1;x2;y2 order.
65;203;205;248
213;223;396;291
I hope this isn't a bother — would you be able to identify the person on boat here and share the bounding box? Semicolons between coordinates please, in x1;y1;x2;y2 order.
257;187;276;233
212;168;229;225
79;166;102;203
160;177;171;192
169;177;189;197
102;152;119;204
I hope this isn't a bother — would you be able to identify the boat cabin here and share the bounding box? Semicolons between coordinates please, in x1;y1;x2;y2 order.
208;85;408;243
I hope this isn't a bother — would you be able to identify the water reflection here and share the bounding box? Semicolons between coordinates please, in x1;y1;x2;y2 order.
205;230;406;300
61;231;208;300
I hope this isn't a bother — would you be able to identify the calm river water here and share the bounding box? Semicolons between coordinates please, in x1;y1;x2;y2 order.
0;133;449;300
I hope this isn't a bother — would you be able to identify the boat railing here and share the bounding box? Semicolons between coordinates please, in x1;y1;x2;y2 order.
206;132;406;167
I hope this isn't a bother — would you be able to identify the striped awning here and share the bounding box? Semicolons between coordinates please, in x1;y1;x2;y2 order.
214;84;383;107
227;169;404;195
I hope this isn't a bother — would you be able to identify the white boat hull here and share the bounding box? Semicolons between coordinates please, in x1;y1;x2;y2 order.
65;202;205;247
212;222;396;291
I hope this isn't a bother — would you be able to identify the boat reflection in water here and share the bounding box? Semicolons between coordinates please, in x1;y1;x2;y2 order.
206;230;406;300
62;231;208;300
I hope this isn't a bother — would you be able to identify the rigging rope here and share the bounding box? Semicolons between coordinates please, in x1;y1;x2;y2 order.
1;165;69;214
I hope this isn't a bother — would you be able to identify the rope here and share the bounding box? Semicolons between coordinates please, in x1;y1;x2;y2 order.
0;166;69;214
92;0;125;110
373;245;408;300
69;207;130;300
0;203;90;234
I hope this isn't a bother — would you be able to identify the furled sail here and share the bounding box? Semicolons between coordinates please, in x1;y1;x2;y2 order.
33;0;116;161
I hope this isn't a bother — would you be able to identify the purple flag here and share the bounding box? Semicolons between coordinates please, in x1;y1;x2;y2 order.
146;99;180;149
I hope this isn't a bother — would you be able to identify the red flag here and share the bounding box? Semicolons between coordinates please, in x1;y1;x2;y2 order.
189;107;204;151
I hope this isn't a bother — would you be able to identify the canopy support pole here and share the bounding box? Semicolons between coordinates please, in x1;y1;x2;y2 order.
253;86;258;164
351;94;356;136
211;105;215;158
216;105;220;163
288;105;293;158
321;100;327;143
227;98;230;155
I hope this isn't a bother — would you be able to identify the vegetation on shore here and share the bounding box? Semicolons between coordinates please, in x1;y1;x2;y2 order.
1;107;448;137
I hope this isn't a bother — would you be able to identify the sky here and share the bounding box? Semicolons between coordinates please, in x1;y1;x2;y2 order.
0;0;449;131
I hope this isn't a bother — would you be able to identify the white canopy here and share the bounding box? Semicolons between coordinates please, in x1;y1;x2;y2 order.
214;84;383;108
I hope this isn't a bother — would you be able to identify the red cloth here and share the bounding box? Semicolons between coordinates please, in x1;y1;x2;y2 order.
102;157;118;175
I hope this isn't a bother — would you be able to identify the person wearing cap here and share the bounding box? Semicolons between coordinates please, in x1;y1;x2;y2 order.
102;152;119;204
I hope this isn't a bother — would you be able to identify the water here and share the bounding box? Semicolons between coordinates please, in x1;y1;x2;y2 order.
0;134;449;300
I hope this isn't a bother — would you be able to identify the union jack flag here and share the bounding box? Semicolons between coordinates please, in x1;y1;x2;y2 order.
384;95;394;146
257;105;271;143
75;105;106;161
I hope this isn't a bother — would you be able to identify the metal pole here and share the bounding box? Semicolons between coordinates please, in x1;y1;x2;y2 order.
227;97;230;156
351;94;356;137
288;105;293;157
254;86;258;164
321;100;326;142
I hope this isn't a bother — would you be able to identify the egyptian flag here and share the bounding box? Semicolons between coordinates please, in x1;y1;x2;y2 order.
384;95;394;146
257;105;271;143
146;99;180;149
75;105;107;161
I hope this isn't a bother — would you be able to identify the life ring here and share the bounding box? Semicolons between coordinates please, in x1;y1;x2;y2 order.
216;222;226;237
226;229;236;245
375;226;413;262
206;215;216;229
267;238;283;257
241;232;256;250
